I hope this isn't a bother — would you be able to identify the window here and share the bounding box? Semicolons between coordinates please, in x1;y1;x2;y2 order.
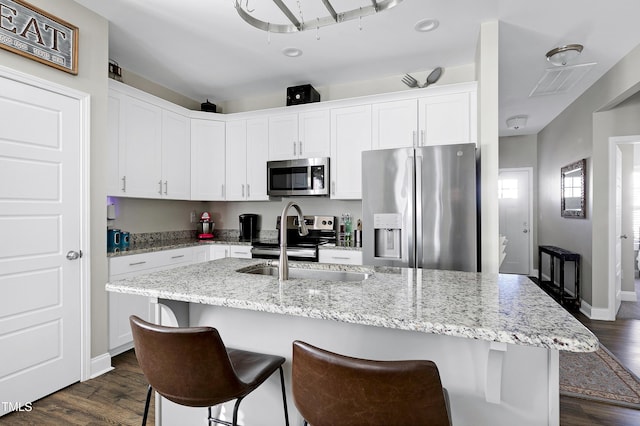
498;178;518;199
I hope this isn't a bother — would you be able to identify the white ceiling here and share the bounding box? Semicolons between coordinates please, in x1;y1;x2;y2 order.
73;0;640;136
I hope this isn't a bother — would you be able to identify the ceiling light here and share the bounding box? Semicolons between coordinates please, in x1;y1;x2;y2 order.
546;44;583;66
234;0;404;34
506;115;528;130
282;47;303;57
414;19;439;32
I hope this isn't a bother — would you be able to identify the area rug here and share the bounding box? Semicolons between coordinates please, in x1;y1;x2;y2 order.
560;344;640;409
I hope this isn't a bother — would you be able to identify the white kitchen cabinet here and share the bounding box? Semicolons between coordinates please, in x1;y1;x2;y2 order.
318;249;363;265
108;247;196;355
268;109;330;160
108;82;192;199
330;105;372;199
418;91;476;146
372;99;417;149
191;118;226;200
161;110;191;200
228;245;253;259
209;244;252;260
226;118;269;201
210;245;230;260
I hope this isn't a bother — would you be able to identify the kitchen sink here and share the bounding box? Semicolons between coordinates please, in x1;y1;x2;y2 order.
237;265;370;282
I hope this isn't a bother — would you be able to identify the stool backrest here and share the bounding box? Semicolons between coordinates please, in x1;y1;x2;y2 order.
130;315;245;407
292;340;451;426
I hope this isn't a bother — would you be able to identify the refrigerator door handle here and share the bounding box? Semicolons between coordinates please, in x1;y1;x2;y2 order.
415;152;423;267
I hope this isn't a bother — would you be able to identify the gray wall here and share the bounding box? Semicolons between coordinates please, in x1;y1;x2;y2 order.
498;134;538;267
537;42;640;313
0;0;110;356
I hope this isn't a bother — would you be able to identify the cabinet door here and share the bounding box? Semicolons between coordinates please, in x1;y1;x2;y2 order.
161;110;191;200
246;117;269;200
318;249;363;265
107;93;123;195
418;92;472;146
372;99;417;149
298;109;330;158
268;113;298;160
226;120;248;201
229;246;252;259
330;105;372;199
121;96;162;198
191;119;226;200
210;245;230;260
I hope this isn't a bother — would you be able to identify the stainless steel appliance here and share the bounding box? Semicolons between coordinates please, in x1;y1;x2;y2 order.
267;157;329;197
251;215;336;262
362;143;478;272
239;213;259;241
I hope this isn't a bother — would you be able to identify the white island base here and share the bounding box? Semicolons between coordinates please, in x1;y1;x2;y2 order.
152;298;558;426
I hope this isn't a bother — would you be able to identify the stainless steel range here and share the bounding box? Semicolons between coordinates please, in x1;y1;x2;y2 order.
251;215;336;262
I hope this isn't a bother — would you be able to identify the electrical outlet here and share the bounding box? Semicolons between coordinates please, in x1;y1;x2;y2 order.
190;210;197;223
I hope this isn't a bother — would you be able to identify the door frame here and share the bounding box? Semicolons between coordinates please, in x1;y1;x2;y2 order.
0;65;92;381
609;135;640;320
498;167;534;275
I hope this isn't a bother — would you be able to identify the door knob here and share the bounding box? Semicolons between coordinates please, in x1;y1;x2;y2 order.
620;234;629;239
66;250;82;260
523;229;529;233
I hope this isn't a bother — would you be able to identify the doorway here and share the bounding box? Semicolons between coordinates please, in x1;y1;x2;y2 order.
0;68;90;415
498;168;533;275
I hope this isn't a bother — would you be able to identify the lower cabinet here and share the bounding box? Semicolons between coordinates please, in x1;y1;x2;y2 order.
108;246;197;355
318;249;363;265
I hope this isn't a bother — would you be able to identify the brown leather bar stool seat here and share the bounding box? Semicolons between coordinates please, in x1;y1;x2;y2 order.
129;315;289;426
292;340;451;426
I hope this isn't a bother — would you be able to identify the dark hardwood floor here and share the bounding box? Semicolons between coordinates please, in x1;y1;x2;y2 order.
2;303;639;425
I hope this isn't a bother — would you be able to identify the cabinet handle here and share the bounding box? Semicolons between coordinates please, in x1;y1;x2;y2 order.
331;181;335;195
164;180;168;195
420;130;425;146
221;184;225;197
171;255;185;259
121;176;126;192
129;261;146;266
247;184;250;198
299;141;302;155
158;180;163;195
241;184;245;197
412;131;417;148
331;256;350;260
293;141;297;156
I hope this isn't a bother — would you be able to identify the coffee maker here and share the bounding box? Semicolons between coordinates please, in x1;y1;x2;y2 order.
239;214;259;241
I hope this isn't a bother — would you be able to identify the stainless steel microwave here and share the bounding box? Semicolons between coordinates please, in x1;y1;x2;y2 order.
267;157;330;196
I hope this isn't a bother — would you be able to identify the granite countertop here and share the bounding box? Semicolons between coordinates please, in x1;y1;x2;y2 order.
106;257;598;353
107;237;251;257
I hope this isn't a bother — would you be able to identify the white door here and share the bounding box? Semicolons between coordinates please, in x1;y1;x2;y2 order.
0;76;82;415
498;169;531;274
190;119;226;201
372;99;417;149
615;147;623;313
418;92;471;146
161;110;191;200
268;113;298;160
298;109;330;158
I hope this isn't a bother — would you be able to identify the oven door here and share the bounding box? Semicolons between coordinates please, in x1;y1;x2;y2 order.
267;158;329;196
251;245;318;262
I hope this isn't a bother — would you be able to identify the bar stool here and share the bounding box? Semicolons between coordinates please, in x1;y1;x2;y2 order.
129;315;289;426
291;340;451;426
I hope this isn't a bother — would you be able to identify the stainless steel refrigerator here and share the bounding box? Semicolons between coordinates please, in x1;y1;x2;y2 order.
362;143;478;272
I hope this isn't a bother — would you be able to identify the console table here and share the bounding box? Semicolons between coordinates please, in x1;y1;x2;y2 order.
537;245;580;308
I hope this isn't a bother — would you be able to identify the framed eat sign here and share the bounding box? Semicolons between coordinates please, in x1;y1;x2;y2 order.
0;0;78;74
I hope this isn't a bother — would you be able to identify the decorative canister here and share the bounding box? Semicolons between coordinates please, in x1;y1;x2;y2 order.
107;229;121;253
120;231;130;251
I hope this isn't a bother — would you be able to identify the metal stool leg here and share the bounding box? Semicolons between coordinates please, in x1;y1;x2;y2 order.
279;366;290;426
142;385;152;426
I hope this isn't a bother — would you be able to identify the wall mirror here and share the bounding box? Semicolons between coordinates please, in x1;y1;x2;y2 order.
561;158;586;218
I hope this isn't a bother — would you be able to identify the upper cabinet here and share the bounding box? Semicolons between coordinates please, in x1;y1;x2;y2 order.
226;117;269;201
108;81;190;200
191;118;225;201
372;83;477;149
268;109;330;160
330;105;372;200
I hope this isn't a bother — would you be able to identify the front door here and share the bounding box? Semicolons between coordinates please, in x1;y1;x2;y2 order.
498;169;532;274
0;75;82;415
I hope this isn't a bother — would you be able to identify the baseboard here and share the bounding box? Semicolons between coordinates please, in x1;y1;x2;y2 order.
90;352;114;379
580;300;615;321
109;341;134;357
621;290;638;302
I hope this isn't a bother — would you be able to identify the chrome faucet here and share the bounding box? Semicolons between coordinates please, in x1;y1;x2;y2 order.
278;202;308;280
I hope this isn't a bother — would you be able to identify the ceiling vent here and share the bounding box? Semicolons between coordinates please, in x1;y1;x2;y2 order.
529;63;596;97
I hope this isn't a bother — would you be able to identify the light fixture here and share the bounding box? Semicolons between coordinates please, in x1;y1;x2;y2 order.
282;47;302;57
234;0;404;34
545;44;583;66
414;18;439;32
506;115;528;130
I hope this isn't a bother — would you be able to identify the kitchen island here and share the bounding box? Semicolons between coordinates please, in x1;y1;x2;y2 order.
106;257;597;426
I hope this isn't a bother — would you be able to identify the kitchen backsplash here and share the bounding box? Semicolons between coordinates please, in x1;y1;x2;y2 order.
129;229;279;246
